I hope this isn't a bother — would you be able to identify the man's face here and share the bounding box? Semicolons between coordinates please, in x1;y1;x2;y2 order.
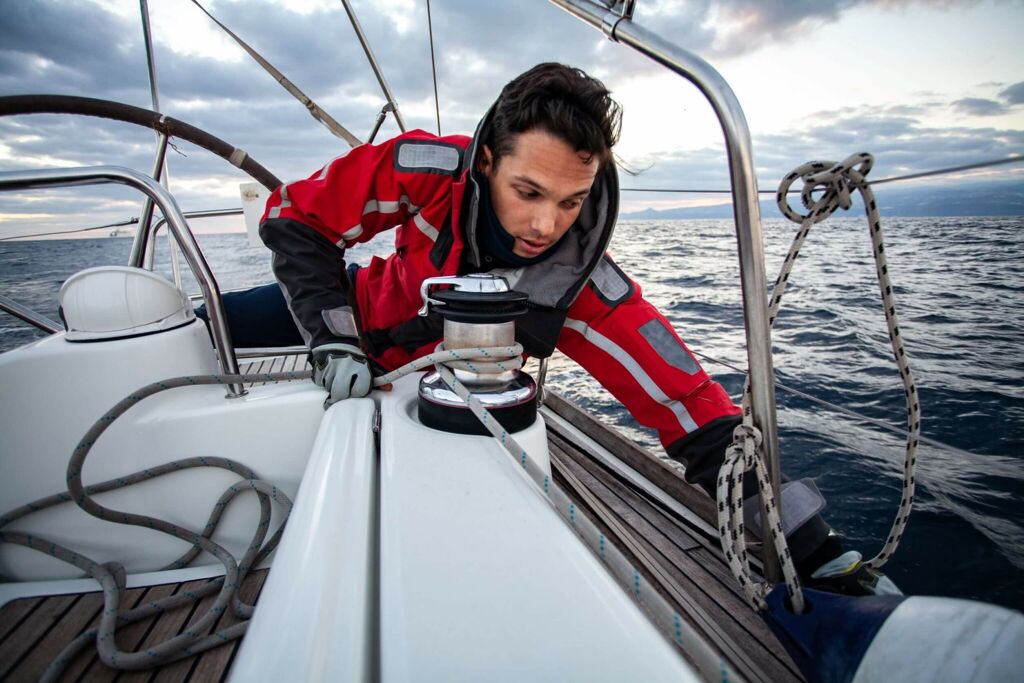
478;129;599;258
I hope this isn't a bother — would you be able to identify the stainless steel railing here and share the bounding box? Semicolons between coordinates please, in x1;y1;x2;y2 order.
0;165;246;397
550;0;784;580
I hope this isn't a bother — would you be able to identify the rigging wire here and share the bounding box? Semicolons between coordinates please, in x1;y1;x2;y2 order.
691;349;978;460
189;0;361;147
0;218;139;243
426;0;442;136
620;153;1024;194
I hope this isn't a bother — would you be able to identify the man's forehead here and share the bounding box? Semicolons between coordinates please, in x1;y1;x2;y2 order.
503;130;599;192
512;174;593;197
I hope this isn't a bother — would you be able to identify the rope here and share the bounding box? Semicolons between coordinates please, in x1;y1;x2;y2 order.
717;152;922;613
0;370;307;680
5;351;741;679
375;343;744;683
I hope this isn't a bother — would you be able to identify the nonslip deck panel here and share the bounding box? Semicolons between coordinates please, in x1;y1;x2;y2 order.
0;569;268;683
543;394;802;683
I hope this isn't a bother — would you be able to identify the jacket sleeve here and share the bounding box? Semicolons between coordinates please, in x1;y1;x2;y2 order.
258;131;464;350
557;255;742;495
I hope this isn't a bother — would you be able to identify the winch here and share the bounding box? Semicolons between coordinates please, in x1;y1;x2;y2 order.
417;274;538;435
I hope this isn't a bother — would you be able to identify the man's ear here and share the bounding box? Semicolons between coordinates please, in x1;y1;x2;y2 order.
478;144;493;175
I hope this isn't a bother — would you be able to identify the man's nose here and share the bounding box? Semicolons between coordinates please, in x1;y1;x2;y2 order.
530;204;558;237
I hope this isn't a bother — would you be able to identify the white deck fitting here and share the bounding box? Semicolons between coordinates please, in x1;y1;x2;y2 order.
378;374;698;683
0;324;325;580
230;398;378;683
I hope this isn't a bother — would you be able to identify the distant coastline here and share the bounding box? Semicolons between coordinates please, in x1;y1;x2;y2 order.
2;180;1021;241
619;179;1024;220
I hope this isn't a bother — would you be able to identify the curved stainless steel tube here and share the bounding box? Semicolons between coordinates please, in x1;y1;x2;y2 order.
0;294;61;334
0;165;246;397
131;131;169;266
550;0;783;580
145;207;244;270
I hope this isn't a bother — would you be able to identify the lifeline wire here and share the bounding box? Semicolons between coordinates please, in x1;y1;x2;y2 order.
620;153;1023;194
0;370;307;681
717;152;922;614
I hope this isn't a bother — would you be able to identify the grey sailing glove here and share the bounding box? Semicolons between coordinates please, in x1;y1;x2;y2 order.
311;343;372;406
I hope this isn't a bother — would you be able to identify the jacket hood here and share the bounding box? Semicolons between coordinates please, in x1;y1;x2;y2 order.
460;102;620;311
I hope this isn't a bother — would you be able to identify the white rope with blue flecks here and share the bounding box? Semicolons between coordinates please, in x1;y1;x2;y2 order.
0;370;305;681
3;353;742;682
718;152;922;613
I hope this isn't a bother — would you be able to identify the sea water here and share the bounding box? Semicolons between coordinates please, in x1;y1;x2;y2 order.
2;216;1022;610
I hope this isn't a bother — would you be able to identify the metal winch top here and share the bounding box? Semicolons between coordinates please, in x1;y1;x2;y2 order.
417;274;537;435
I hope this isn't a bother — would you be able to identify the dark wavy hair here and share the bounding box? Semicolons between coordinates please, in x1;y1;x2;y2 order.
486;63;622;169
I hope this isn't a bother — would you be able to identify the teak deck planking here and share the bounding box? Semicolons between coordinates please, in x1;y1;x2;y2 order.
1;389;798;682
0;570;268;683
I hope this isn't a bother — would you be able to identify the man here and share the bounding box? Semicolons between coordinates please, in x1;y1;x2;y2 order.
258;63;894;596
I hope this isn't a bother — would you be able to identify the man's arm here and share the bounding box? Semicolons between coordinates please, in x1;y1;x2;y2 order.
258;132;463;401
556;255;742;493
558;256;846;575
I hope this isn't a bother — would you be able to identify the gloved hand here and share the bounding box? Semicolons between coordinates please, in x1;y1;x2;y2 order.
311;343;373;406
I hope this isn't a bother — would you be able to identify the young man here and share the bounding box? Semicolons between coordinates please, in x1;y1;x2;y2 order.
258;63;894;596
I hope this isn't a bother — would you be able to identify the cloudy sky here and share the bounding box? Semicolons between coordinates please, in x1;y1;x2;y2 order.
1;0;1022;238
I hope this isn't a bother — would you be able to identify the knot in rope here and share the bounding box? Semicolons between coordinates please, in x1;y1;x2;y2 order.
718;150;921;615
777;152;873;224
731;423;763;453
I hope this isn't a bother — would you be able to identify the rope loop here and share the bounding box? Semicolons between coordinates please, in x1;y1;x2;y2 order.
720;150;920;614
777;152;873;224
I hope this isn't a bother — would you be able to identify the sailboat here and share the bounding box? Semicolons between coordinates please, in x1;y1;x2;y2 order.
1;1;1022;681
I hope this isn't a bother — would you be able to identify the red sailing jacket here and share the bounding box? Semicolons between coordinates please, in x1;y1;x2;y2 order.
260;128;739;455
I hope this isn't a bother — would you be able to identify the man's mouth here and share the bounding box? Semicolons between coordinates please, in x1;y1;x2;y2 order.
516;238;549;257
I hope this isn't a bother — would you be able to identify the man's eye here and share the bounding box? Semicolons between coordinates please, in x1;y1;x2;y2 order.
562;200;582;210
516;188;538;199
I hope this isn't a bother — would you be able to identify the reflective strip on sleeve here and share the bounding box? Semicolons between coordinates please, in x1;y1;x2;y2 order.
317;150;350;180
637;319;700;375
322;306;359;338
413;213;439;242
395;141;461;174
362;196;420;216
563;317;700;433
267;182;291;219
340;224;364;242
589;257;631;305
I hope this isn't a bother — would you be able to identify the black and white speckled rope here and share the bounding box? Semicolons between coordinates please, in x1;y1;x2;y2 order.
0;370;306;680
775;153;920;571
717;153;922;614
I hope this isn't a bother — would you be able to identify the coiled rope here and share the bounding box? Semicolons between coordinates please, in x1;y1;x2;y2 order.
0;370;306;681
717;152;922;614
3;353;741;681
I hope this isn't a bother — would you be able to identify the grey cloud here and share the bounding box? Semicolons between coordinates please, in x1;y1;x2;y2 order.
0;0;1016;236
952;98;1009;116
999;81;1024;105
621;105;1024;207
